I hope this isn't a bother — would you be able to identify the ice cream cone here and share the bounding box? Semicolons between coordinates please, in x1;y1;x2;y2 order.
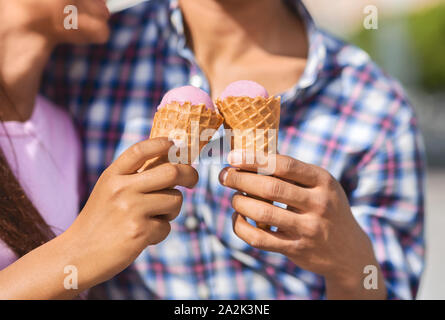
138;101;224;171
216;95;281;230
216;96;281;155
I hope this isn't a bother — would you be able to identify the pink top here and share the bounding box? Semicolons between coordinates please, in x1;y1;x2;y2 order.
0;96;82;270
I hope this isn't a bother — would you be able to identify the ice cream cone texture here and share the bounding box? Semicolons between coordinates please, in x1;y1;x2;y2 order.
216;80;281;156
216;80;282;231
138;86;223;171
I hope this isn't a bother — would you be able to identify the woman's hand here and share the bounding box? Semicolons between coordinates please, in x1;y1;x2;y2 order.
65;137;198;288
0;138;198;299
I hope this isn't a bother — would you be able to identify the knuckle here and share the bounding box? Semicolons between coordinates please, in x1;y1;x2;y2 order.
101;167;119;185
259;205;274;223
153;137;172;150
281;157;297;175
115;199;132;213
249;234;264;248
326;176;337;192
264;180;282;199
314;193;330;214
100;167;113;180
129;143;144;159
293;239;310;253
319;169;335;187
109;179;126;199
283;241;300;256
127;219;144;240
303;218;322;239
164;164;180;183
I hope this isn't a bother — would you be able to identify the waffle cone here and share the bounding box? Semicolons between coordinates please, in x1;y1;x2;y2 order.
138;102;224;171
215;96;281;155
216;96;281;230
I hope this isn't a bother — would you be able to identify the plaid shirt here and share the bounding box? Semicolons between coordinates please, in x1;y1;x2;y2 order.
41;0;425;299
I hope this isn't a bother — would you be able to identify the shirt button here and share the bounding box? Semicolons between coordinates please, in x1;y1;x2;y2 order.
197;283;210;299
185;216;199;231
190;75;203;88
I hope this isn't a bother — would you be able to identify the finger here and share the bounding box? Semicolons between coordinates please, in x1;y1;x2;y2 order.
111;138;174;174
220;167;311;210
130;163;199;192
248;194;273;230
228;150;320;187
231;193;301;232
145;218;171;245
137;155;167;173
139;189;183;221
232;212;294;252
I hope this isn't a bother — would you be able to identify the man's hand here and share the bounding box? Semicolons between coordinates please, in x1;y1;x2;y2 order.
219;150;386;299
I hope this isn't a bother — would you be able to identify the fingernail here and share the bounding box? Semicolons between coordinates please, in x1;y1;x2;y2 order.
228;150;242;166
219;168;228;184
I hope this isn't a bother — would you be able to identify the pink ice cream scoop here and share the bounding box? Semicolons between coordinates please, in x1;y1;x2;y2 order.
220;80;269;100
158;86;215;110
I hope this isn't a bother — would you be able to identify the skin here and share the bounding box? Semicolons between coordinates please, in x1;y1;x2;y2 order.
0;1;198;299
179;0;308;99
180;0;387;299
220;151;386;299
0;0;387;300
0;0;111;121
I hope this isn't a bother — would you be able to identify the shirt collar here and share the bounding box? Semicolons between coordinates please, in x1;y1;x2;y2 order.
168;0;198;65
287;0;327;88
168;0;327;95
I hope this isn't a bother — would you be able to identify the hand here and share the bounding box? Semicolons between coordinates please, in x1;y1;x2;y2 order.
64;137;198;289
219;150;386;299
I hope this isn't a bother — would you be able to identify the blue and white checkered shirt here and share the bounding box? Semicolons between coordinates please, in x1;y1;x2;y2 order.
41;0;425;299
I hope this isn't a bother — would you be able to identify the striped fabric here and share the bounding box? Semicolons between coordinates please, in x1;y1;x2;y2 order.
41;0;425;299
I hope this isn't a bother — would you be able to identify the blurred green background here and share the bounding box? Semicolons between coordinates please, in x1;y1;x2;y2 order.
304;0;445;300
352;3;445;92
305;0;445;166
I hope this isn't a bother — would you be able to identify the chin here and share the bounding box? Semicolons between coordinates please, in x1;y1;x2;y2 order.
74;15;110;44
58;21;111;45
58;0;111;44
83;24;111;44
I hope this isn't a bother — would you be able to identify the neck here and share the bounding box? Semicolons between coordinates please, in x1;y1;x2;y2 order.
181;0;301;60
0;4;54;122
179;0;308;96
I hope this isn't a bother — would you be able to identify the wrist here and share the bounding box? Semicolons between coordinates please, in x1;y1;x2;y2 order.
0;230;89;299
57;225;99;292
324;257;387;300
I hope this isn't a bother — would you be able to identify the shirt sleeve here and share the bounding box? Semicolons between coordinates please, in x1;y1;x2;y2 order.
349;100;426;300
